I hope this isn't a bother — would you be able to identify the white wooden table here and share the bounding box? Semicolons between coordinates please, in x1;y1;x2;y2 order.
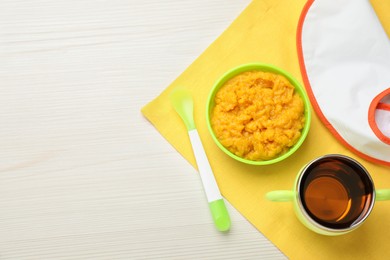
0;1;286;259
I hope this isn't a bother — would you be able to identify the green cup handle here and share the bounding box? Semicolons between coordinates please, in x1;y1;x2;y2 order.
266;189;390;201
266;190;295;202
376;189;390;201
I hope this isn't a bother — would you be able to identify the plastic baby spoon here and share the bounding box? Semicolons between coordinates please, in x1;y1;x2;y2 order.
170;88;231;232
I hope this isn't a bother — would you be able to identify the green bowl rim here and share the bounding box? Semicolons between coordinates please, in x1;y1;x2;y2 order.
206;62;312;165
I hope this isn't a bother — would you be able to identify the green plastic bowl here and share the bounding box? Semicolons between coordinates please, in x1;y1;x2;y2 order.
206;63;311;165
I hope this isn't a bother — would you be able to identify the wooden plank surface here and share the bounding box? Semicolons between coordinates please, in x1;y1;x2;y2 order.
0;0;286;259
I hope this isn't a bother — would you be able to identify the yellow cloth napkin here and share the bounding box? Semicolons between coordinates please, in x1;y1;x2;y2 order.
142;0;390;259
371;0;390;38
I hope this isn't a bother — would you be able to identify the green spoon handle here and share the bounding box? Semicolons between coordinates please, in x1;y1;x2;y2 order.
188;129;231;231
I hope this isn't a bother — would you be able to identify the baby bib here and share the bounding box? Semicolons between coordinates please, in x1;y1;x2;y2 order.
297;0;390;166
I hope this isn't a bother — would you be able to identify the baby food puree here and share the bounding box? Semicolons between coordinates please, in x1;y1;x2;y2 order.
211;71;305;161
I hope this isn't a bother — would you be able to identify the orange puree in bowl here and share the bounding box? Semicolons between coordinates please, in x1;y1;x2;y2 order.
211;71;305;161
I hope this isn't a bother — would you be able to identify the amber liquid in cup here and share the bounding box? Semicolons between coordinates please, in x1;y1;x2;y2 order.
299;157;374;229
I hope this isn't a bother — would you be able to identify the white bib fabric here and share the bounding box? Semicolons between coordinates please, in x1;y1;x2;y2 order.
298;0;390;166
